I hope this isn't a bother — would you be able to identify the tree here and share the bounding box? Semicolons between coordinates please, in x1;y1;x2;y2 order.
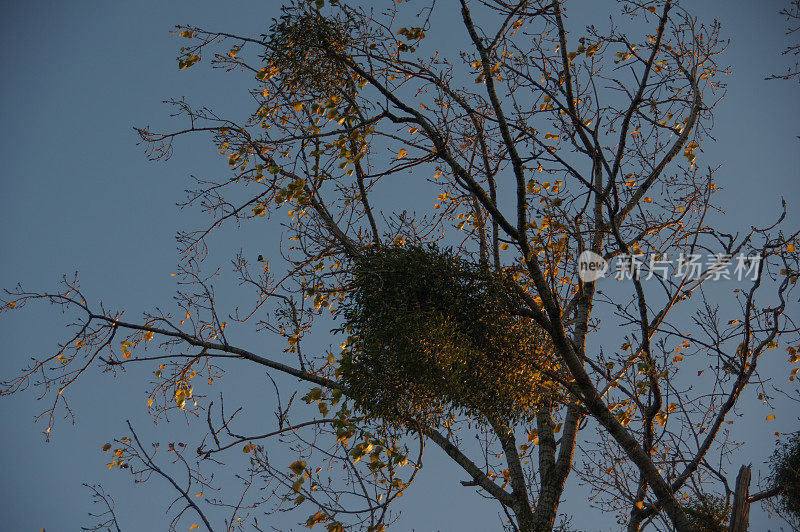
2;1;799;531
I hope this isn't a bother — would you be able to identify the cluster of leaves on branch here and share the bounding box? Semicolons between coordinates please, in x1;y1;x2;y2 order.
338;245;559;427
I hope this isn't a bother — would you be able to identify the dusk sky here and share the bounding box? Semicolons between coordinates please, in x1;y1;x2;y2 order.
1;1;798;531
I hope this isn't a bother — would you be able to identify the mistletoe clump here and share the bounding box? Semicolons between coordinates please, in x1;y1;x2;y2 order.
263;3;354;97
684;494;729;532
770;430;800;523
337;245;559;427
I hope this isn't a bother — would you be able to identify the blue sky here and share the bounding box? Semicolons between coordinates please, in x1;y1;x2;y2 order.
1;1;798;531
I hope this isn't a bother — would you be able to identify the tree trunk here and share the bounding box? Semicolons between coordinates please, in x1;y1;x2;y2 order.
729;465;751;532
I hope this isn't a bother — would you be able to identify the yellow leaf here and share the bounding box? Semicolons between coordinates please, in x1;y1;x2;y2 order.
544;132;559;140
766;414;776;421
292;102;304;111
397;148;408;159
144;331;154;341
500;243;509;250
7;301;15;309
306;510;325;527
190;525;199;530
408;126;419;134
635;501;644;509
289;460;307;475
787;244;796;252
102;443;112;452
243;443;255;453
642;197;652;203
